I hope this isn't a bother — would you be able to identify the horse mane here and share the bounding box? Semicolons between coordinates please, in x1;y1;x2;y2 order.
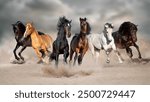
57;16;69;30
86;22;91;34
118;21;138;33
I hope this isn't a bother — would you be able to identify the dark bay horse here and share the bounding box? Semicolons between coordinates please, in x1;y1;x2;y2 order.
112;21;142;60
21;22;53;64
69;17;91;65
12;21;31;62
12;21;47;63
50;16;72;66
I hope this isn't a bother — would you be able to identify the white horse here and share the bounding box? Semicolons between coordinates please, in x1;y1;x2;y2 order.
87;23;123;63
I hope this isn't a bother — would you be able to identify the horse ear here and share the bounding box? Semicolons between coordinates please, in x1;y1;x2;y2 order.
70;20;72;23
84;17;87;21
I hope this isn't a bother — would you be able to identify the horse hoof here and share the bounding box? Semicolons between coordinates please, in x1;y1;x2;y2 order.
37;60;43;64
106;60;110;63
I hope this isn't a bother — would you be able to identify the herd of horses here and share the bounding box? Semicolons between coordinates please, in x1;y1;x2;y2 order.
12;16;142;67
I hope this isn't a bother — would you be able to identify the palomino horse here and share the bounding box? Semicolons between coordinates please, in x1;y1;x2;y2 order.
112;21;142;60
87;23;123;63
21;22;53;63
69;17;91;65
12;21;45;63
50;16;72;66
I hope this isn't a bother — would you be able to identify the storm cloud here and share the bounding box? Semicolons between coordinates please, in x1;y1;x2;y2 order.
0;0;150;42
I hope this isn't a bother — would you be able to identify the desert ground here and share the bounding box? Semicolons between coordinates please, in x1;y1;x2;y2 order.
0;35;150;85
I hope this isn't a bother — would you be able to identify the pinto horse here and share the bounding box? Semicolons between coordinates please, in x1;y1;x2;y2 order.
21;22;53;63
50;16;72;66
88;23;123;63
69;17;91;65
112;21;142;60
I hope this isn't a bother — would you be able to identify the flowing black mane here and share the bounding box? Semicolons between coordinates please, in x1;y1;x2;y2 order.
57;16;70;30
118;21;138;34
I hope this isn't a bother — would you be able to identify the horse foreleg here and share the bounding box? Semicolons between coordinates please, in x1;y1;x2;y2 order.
69;48;74;64
126;47;133;60
34;48;43;64
112;44;123;63
55;53;59;67
18;46;26;61
134;43;142;59
105;50;111;63
63;48;69;64
13;43;20;60
78;48;88;65
74;52;78;66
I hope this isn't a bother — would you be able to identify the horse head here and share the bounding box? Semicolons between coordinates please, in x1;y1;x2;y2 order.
12;21;25;42
21;22;34;42
64;18;72;38
103;23;114;44
57;16;72;38
119;21;138;42
79;17;91;35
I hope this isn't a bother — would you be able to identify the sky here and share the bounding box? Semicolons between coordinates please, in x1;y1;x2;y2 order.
0;0;150;42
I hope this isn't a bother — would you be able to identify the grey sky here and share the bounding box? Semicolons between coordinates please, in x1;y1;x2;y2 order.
0;0;150;42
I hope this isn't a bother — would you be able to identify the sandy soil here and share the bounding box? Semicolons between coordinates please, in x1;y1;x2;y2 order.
0;36;150;85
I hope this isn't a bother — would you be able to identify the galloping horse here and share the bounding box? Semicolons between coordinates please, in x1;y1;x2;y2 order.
69;17;91;65
88;23;123;63
50;16;72;66
12;21;28;62
112;21;142;60
21;22;53;63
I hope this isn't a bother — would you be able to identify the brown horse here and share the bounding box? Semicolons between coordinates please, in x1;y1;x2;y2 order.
21;22;53;63
69;17;91;65
112;21;142;60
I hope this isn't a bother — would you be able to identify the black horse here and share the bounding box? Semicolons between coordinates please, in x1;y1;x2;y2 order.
50;16;72;66
12;21;45;63
112;21;142;60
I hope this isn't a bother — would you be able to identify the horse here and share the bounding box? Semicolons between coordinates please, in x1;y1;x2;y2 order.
112;21;142;60
87;23;123;63
21;22;53;64
50;16;72;66
69;17;91;65
12;21;31;63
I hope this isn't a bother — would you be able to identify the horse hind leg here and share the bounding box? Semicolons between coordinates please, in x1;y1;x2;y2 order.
18;46;26;61
13;43;20;60
134;43;142;59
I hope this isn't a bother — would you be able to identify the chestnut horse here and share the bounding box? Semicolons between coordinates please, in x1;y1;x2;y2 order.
112;21;142;60
69;17;91;65
21;23;53;63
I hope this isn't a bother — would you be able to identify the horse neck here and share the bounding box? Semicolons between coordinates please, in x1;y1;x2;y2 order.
103;30;113;41
57;27;66;39
30;28;40;40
